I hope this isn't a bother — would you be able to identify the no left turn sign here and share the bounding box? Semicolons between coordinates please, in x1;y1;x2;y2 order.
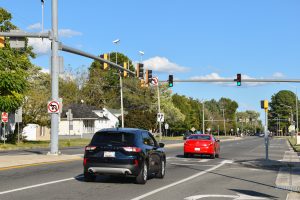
47;101;60;113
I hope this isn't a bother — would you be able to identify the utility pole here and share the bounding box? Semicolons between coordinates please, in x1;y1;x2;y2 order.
222;109;226;136
50;0;59;155
202;101;205;134
157;84;162;141
295;88;299;144
113;39;124;128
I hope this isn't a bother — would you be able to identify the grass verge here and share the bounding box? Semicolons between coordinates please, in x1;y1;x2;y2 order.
0;138;91;151
288;137;300;152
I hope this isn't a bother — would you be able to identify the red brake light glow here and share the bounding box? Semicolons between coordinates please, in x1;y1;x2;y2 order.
83;158;88;165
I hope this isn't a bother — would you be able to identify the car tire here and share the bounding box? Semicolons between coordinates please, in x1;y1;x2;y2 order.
184;153;188;158
84;172;96;182
210;152;215;159
135;161;148;184
156;159;166;179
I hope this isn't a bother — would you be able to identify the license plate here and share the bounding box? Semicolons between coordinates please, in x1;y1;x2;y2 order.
194;148;200;151
104;151;115;157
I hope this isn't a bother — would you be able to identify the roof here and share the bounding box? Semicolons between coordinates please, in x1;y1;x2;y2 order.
105;108;128;116
61;104;101;119
96;128;147;134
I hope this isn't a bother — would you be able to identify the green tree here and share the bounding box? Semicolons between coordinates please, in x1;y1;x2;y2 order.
269;90;298;135
23;71;50;127
0;8;36;112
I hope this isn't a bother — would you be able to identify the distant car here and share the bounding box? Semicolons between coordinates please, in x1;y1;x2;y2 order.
83;128;166;184
183;131;193;140
184;134;220;158
259;133;265;137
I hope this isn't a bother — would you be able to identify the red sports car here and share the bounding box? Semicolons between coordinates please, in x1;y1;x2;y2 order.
183;134;220;158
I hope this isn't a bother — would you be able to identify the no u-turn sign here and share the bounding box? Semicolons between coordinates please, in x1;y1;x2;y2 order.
47;101;60;113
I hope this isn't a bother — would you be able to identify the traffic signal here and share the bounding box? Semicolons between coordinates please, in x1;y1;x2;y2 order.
145;70;152;84
236;73;241;86
136;63;144;78
168;75;173;87
100;53;109;70
123;62;128;77
260;100;268;110
0;37;5;48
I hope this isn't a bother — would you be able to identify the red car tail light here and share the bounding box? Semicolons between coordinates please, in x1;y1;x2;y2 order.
83;158;88;166
123;147;142;152
134;159;139;167
85;146;97;151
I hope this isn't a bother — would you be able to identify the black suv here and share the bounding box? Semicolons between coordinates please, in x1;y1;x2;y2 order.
83;128;166;184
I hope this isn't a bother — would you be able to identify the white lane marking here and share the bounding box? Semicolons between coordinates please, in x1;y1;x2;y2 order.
184;193;267;200
170;163;215;167
130;160;232;200
0;176;82;195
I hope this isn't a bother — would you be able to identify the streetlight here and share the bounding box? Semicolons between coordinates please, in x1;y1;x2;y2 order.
139;51;144;63
112;39;124;128
288;85;299;140
200;100;206;134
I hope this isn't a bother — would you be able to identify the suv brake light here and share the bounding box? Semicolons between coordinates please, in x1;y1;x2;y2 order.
85;146;97;151
123;147;141;152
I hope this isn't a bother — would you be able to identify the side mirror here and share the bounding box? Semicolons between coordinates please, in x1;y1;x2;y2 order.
159;143;165;148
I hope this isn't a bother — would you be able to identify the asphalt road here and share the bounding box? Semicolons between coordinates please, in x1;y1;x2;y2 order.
0;137;292;200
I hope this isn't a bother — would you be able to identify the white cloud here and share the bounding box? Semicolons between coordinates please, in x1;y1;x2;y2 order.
143;56;189;73
189;73;269;87
28;38;51;55
272;72;285;78
41;68;50;74
27;23;42;30
58;29;82;38
191;72;223;80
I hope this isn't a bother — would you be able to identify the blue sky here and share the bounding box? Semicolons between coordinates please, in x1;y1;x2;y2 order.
2;0;300;120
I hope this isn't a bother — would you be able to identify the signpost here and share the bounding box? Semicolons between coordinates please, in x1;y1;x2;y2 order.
157;113;164;123
164;123;169;137
1;112;8;144
66;109;73;141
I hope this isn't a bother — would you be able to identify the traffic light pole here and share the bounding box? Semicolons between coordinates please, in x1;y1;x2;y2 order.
166;79;300;83
50;0;59;155
264;109;269;160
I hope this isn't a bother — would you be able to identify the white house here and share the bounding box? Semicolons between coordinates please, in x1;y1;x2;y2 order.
59;104;120;136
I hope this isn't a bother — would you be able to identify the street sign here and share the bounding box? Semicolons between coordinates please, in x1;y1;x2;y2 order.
47;101;60;113
157;113;164;122
1;112;8;123
165;123;169;130
15;107;22;123
151;77;158;86
66;109;73;121
191;127;196;132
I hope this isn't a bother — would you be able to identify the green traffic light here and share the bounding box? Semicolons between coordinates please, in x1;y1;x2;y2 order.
237;82;241;86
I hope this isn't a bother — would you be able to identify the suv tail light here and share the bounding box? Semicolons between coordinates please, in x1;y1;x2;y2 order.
123;147;142;152
85;146;97;151
83;158;88;166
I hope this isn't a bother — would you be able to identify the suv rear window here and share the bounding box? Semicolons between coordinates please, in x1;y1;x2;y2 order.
90;131;136;146
188;135;211;140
